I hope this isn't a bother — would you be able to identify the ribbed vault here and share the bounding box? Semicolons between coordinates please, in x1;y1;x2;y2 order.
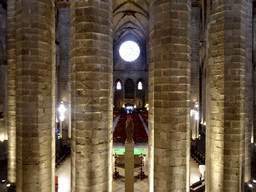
113;0;149;44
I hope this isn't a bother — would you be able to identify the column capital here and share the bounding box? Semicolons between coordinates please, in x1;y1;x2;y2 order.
57;1;70;9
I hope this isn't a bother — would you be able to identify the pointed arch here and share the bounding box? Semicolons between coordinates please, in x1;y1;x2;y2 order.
125;78;135;99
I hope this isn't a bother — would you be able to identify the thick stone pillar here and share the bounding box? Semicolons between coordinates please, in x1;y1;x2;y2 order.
205;1;246;191
244;0;253;183
70;0;113;191
149;1;191;191
56;1;71;142
7;0;16;184
15;0;56;191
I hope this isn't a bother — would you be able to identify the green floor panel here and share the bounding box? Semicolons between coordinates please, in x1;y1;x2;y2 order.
113;148;146;155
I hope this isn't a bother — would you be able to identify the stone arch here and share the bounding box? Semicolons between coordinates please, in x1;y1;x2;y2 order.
114;78;124;110
125;78;135;99
136;78;145;109
136;78;144;90
114;78;123;89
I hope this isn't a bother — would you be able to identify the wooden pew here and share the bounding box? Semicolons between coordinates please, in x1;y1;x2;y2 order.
190;180;205;192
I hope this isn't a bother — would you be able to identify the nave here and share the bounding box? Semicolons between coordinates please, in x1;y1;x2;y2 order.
55;142;202;192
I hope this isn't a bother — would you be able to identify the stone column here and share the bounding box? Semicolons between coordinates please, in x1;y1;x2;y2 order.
205;1;246;191
7;0;16;184
56;1;71;142
15;0;56;191
244;0;253;183
125;141;134;192
149;1;191;191
70;0;113;191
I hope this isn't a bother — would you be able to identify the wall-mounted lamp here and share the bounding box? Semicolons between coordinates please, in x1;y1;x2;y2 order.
58;101;66;122
58;101;66;139
0;135;4;142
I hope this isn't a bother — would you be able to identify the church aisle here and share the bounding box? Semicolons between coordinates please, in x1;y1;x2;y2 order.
56;157;71;192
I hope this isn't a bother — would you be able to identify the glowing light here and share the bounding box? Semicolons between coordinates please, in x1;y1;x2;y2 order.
116;81;122;90
119;41;140;62
190;110;194;116
59;115;65;121
248;183;253;188
58;102;66;113
7;184;10;187
195;111;199;120
138;82;143;90
203;122;206;126
0;135;4;142
253;180;256;183
145;103;149;111
195;102;199;108
58;101;66;122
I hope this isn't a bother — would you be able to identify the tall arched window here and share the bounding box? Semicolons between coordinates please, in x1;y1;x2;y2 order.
138;81;142;90
116;81;122;90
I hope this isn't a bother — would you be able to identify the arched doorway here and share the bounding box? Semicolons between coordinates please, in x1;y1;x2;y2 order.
125;78;135;99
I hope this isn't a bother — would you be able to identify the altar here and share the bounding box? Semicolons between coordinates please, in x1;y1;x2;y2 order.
113;148;146;168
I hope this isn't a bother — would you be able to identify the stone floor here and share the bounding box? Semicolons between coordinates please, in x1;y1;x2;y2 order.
56;142;202;192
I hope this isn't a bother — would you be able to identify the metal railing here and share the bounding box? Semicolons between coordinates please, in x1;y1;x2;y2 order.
191;145;205;165
55;145;71;167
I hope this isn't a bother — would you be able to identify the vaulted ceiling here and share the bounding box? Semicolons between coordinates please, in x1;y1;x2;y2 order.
113;0;150;44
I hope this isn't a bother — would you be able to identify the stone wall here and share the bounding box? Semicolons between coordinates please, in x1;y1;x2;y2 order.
113;36;148;110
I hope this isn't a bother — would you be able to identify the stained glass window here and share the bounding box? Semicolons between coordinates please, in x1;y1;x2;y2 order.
119;41;140;62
